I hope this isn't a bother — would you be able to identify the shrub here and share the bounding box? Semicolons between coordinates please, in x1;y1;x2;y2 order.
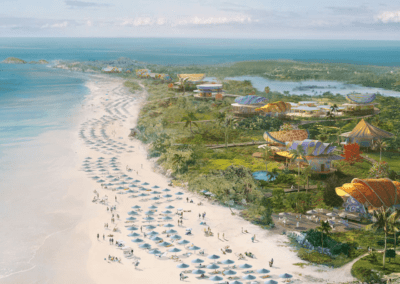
235;115;283;131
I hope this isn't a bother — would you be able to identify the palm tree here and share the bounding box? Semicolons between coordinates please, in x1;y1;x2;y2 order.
372;207;393;269
223;114;237;148
177;76;189;96
289;145;307;192
374;139;388;162
172;153;185;174
388;209;400;258
316;220;332;251
302;166;312;193
215;112;226;126
261;146;274;172
181;112;198;133
317;127;330;143
330;104;339;114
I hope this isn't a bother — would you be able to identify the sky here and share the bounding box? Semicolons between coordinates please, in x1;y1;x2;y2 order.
0;0;400;39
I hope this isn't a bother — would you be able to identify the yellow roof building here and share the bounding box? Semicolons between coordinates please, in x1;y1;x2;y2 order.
177;74;205;82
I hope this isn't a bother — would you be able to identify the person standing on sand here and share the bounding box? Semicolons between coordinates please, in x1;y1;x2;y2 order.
103;234;105;240
115;196;117;202
187;197;189;203
97;233;99;240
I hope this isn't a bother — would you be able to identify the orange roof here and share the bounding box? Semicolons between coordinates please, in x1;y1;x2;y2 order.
258;101;291;113
336;178;400;208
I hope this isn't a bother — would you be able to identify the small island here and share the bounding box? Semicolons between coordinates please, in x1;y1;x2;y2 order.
29;59;49;64
3;57;27;64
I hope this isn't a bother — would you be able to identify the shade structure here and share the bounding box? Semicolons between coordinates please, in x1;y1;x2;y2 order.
142;182;149;185
162;188;171;192
116;186;125;190
127;226;138;231
264;280;278;284
128;232;141;237
133;179;140;182
222;259;235;265
139;243;152;249
279;273;293;279
163;194;173;198
229;281;242;284
129;184;137;188
177;263;190;269
208;254;220;260
158;241;172;247
152;185;160;189
151;236;163;242
264;129;309;145
106;175;114;178
151;191;161;195
162;216;173;221
126;217;136;221
132;205;141;209
164;223;174;228
128;211;139;215
147;231;159;236
97;179;105;183
224;270;237;275
191;258;204;264
143;216;154;221
146;225;156;230
150;197;160;201
242;275;256;280
175;192;184;195
162;210;172;214
170;235;181;240
335;178;400;208
148;249;161;255
92;176;100;179
207;263;220;269
166;229;177;234
257;268;270;274
138;193;148;197
178;239;190;245
144;210;155;215
239;263;252;269
127;189;137;193
131;238;144;243
192;269;205;275
168;247;181;253
341;119;393;140
188;246;201;251
209;276;223;281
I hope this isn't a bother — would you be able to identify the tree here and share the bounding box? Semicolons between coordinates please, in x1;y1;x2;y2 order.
371;207;393;269
289;145;308;192
178;76;189;96
302;166;312;193
388;209;400;258
261;146;274;172
373;139;388;162
259;196;274;225
317;127;330;143
223;114;237;148
172;153;185;174
316;220;332;250
181;112;198;133
264;86;270;94
330;104;339;114
215;112;226;126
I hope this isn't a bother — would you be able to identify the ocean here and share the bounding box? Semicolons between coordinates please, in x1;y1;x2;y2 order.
0;38;399;279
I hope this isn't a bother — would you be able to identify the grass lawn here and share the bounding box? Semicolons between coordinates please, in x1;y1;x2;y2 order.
365;152;400;172
352;252;400;282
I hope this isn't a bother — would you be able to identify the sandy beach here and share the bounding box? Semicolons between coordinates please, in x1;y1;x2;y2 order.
2;76;358;284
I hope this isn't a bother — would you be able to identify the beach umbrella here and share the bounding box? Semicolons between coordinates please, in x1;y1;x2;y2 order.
178;240;190;245
146;225;156;230
152;185;160;189
106;175;114;178
162;210;172;214
126;217;136;221
119;181;128;185
158;241;171;247
239;263;252;269
99;169;107;172
111;178;119;182
132;238;144;243
126;177;133;180
207;264;220;270
264;280;278;284
113;168;120;171
162;188;171;192
85;157;92;159
164;223;174;228
224;270;237;275
127;226;138;231
116;186;125;190
92;176;100;179
144;211;155;215
242;275;256;280
150;197;160;201
175;192;184;195
132;205;141;209
208;254;220;261
188;246;201;251
139;243;152;249
148;205;158;209
170;235;181;240
142;182;149;185
121;174;128;178
128;232;141;237
192;269;205;275
127;189;136;193
229;281;242;284
222;259;235;265
143;216;154;221
133;180;140;182
177;263;190;269
105;183;114;186
151;236;163;242
147;231;159;236
257;268;270;274
166;229;177;234
98;157;104;159
191;258;204;264
168;247;181;254
148;249;161;255
138;193;148;197
209;276;223;281
128;211;139;216
129;184;137;188
151;191;160;195
163;194;173;198
97;165;104;168
139;187;148;191
279;273;292;279
162;216;172;221
165;205;175;209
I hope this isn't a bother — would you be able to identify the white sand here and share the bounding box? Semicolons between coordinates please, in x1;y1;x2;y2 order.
2;75;357;284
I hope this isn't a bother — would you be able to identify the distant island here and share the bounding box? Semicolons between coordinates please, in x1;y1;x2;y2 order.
3;57;49;64
3;57;27;64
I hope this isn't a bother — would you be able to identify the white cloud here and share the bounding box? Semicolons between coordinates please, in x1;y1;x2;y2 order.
156;18;166;25
86;20;93;27
376;10;400;23
121;17;153;26
183;15;253;25
41;21;69;29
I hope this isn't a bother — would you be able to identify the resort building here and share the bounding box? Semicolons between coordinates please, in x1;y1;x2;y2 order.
342;93;379;115
263;128;309;146
282;139;344;173
102;67;122;73
288;101;344;117
231;95;268;117
257;101;291;117
136;69;150;77
177;74;205;83
335;178;400;211
340;119;393;147
194;84;223;100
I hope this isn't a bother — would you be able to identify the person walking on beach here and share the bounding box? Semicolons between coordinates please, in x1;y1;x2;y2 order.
187;197;189;203
199;213;201;219
251;235;255;243
115;196;117;202
103;234;105;240
97;233;99;240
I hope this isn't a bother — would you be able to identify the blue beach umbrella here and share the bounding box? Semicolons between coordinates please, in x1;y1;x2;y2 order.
170;234;181;240
138;193;148;197
279;273;292;279
126;177;133;180
163;223;174;228
150;197;160;201
129;184;137;188
132;238;144;243
142;182;149;185
111;178;119;182
175;192;184;195
188;246;201;251
139;243;152;249
151;236;163;242
106;175;114;178
229;281;242;284
132;205;141;209
158;241;171;247
222;259;235;266
168;247;181;253
92;176;100;179
133;180;140;182
116;186;125;190
163;194;173;198
143;216;154;221
128;211;139;215
128;232;141;237
177;263;190;269
121;174;128;177
98;157;104;159
152;185;160;189
178;240;190;245
239;263;252;269
264;280;278;284
208;254;220;260
162;188;171;192
242;275;256;280
126;217;136;221
224;270;237;275
127;189;137;193
209;276;223;281
151;191;160;195
165;205;175;209
149;249;161;255
119;181;128;185
127;226;138;231
146;225;156;230
207;264;220;270
148;205;158;209
85;169;93;172
162;216;172;221
192;269;205;275
162;210;172;214
147;231;159;236
97;179;105;183
257;268;270;274
191;258;204;264
105;183;114;186
166;229;177;234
